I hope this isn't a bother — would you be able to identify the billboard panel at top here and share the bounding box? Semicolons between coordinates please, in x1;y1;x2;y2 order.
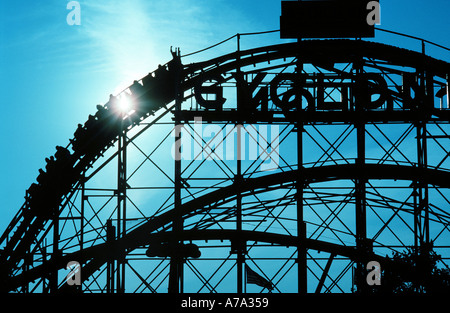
280;0;378;39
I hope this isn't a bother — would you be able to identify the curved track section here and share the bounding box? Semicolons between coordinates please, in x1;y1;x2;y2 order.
6;164;450;291
1;39;450;293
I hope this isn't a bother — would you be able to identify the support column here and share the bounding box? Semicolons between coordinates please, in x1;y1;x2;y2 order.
169;50;184;294
355;121;367;249
80;173;85;254
355;120;367;240
414;121;429;252
169;122;183;293
235;35;245;294
236;124;244;294
297;125;307;294
116;125;127;293
414;53;430;255
50;202;60;293
354;119;368;293
354;58;368;293
106;219;116;293
296;64;307;294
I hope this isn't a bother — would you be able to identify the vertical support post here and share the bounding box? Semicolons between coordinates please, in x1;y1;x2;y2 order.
50;202;60;292
413;47;431;286
116;119;127;293
354;58;368;293
80;172;85;255
169;124;183;293
296;59;307;294
42;242;48;292
235;34;245;294
297;127;307;294
169;49;184;294
355;122;367;241
355;119;367;291
415;121;429;252
106;219;116;293
236;124;244;294
414;45;430;255
23;248;30;293
75;173;86;294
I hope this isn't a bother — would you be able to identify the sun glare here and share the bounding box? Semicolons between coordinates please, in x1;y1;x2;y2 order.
118;94;133;113
113;78;142;117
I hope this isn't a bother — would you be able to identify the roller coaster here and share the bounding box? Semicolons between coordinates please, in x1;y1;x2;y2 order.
0;21;450;293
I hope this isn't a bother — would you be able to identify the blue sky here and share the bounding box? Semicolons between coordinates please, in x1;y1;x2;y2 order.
0;0;449;248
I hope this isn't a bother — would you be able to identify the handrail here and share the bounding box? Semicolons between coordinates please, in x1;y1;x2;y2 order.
181;29;280;58
375;27;450;53
181;27;450;60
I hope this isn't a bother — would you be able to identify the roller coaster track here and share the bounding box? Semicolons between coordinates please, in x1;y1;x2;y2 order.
1;39;449;293
5;163;450;291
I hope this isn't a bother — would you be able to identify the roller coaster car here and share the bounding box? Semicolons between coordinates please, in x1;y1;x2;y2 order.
28;146;75;206
71;108;117;156
26;183;39;202
84;114;98;133
148;62;179;105
45;156;55;172
72;123;85;139
95;105;124;135
129;81;153;119
142;73;156;88
69;53;183;160
28;175;75;219
70;124;87;152
55;146;70;161
129;80;145;97
105;94;121;114
95;105;109;121
36;168;47;185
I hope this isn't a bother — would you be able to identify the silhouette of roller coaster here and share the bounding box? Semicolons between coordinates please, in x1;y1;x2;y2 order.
1;11;450;293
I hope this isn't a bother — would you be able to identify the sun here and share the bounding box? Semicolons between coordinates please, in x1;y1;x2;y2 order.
111;90;136;118
112;79;142;117
118;93;133;114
